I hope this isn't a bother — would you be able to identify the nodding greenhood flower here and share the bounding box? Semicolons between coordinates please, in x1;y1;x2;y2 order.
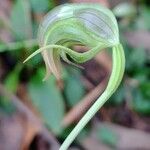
24;3;120;80
24;3;125;150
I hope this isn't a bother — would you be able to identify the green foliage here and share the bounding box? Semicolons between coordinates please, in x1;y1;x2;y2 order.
109;85;125;105
0;98;16;115
132;92;150;115
64;68;85;107
136;6;150;30
97;126;118;147
30;0;55;13
131;77;150;115
4;65;21;92
28;68;65;135
126;47;147;72
125;44;150;115
141;82;150;98
10;0;33;40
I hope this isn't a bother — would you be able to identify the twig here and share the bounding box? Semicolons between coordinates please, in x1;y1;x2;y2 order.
62;79;107;127
95;50;112;72
80;75;95;91
0;83;60;150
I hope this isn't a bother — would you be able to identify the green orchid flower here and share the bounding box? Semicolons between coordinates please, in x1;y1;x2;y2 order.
24;3;125;150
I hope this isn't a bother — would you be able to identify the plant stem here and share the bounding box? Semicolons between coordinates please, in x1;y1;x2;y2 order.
59;44;125;150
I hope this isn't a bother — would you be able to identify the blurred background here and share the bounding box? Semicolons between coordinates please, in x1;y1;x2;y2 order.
0;0;150;150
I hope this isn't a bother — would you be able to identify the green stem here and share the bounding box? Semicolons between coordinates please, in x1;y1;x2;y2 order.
59;43;125;150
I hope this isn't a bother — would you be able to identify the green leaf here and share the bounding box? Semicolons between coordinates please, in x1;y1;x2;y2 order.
30;0;55;13
0;97;16;115
126;47;147;72
96;126;118;147
136;6;150;30
131;48;146;67
109;85;125;105
132;90;150;115
28;68;65;135
64;68;85;107
11;0;32;40
0;39;38;52
1;64;20;114
1;66;20;115
140;82;150;98
4;65;21;93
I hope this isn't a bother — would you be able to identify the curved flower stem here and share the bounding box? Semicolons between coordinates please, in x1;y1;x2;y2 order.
59;43;125;150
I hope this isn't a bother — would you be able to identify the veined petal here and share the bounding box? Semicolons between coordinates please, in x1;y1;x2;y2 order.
41;51;52;80
44;49;61;80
